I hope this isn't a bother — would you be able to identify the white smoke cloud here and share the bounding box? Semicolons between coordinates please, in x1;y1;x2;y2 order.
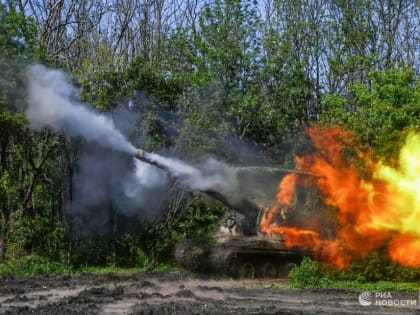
25;64;137;154
123;159;169;198
24;64;245;224
145;153;240;202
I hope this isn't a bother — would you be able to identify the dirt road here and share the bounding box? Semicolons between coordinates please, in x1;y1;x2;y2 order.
0;272;418;314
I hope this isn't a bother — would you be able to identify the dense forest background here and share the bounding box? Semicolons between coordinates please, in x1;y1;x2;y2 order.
0;0;419;274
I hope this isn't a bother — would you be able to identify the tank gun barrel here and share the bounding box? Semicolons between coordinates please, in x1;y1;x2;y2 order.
135;148;145;159
133;148;268;235
134;148;168;172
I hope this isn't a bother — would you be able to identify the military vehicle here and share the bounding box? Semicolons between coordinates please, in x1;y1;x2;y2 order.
135;149;326;278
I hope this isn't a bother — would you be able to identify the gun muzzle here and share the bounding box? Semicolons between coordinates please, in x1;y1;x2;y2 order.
136;148;145;159
134;148;168;172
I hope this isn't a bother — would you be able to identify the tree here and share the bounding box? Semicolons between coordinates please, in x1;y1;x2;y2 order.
0;3;63;262
167;0;265;159
322;68;420;159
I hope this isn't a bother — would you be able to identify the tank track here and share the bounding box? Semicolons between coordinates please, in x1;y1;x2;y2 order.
175;237;303;278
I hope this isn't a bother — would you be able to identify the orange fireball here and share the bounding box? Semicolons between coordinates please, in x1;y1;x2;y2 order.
261;126;420;268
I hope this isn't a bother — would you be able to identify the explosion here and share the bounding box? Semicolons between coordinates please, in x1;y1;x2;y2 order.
261;126;420;268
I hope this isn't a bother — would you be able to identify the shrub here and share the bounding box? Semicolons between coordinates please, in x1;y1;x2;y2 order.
0;255;69;276
288;253;420;290
288;257;332;289
330;251;420;283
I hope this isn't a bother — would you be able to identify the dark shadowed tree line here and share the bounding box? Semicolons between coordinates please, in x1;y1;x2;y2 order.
0;0;419;271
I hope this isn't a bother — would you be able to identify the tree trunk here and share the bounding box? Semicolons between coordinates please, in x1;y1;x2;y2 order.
0;211;9;262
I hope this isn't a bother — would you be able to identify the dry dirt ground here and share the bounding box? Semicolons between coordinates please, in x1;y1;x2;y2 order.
0;272;418;315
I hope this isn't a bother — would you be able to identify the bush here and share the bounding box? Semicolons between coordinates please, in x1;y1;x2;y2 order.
288;254;420;290
328;251;420;283
288;257;332;289
0;255;70;276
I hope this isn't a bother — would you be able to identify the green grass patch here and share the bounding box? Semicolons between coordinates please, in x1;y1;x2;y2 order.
0;253;180;277
288;256;420;292
74;265;142;275
0;260;146;277
0;255;71;276
153;262;179;272
325;280;420;291
74;262;178;275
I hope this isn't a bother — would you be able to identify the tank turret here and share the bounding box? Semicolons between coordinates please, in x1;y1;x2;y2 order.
134;148;261;235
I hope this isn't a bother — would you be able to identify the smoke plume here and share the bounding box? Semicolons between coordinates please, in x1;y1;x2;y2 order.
26;64;137;154
145;153;240;202
70;148;170;229
24;64;247;228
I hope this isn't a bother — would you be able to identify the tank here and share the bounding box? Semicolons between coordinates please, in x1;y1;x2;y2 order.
134;149;326;278
174;167;328;278
174;227;305;278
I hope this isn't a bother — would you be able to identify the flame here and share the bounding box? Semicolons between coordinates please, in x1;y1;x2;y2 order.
276;173;298;206
389;235;420;267
261;126;420;268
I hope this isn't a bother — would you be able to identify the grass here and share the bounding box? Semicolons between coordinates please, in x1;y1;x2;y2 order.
323;280;420;292
74;265;142;275
0;254;179;277
0;256;71;276
73;262;179;275
285;279;420;292
287;257;420;292
1;255;418;293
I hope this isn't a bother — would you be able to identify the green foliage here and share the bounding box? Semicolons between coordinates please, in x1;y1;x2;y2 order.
0;255;70;276
153;262;178;272
292;277;420;292
110;234;151;268
288;257;332;289
288;254;420;290
74;265;141;275
139;201;226;264
322;68;420;159
124;58;183;109
262;31;316;130
180;0;262;142
0;3;38;57
339;281;420;292
66;232;150;269
331;251;420;283
177;202;226;241
80;57;183;112
196;0;261;89
0;258;145;277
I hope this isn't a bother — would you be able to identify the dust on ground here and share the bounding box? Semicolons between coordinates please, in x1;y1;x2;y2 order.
0;272;418;314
